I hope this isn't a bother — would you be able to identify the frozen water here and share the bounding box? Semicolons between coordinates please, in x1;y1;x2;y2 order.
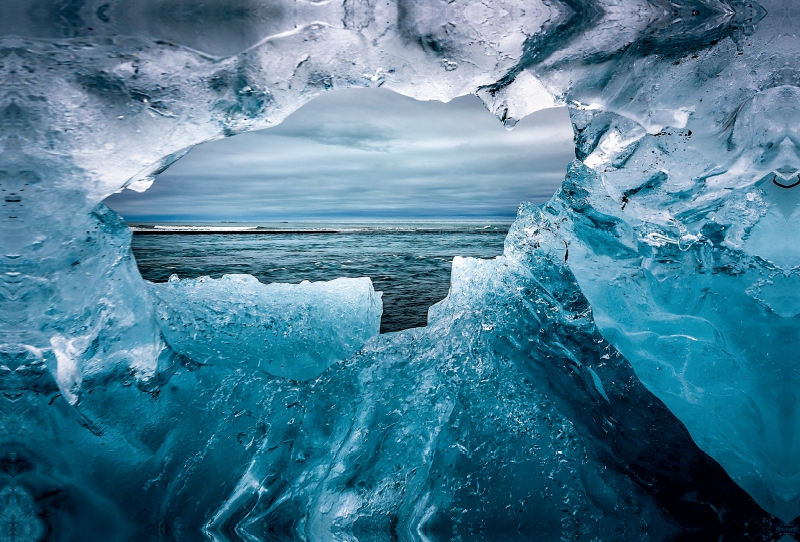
151;274;382;381
4;203;766;541
3;0;800;539
537;5;800;520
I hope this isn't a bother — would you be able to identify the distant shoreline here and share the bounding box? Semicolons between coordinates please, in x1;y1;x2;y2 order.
132;229;340;235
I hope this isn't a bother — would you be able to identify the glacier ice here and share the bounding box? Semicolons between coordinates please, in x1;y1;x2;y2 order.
4;0;800;539
151;274;382;381
2;204;772;541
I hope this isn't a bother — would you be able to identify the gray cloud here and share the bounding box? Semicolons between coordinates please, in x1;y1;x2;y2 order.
104;89;575;221
276;122;401;152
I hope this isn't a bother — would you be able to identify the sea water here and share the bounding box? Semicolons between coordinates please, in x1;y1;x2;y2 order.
129;221;510;333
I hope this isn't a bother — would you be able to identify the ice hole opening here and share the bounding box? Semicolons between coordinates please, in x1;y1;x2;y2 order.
104;88;574;333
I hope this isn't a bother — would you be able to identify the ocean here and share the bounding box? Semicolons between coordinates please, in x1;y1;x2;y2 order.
129;221;511;333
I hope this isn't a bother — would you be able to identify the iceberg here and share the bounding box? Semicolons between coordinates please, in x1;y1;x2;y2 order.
151;274;382;381
3;0;800;539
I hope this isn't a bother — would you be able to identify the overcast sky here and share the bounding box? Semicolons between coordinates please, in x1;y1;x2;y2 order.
104;88;574;221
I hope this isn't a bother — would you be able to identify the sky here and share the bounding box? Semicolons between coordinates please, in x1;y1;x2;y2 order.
104;88;575;222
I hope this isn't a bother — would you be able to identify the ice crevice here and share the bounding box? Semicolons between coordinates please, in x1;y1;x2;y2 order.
2;0;800;540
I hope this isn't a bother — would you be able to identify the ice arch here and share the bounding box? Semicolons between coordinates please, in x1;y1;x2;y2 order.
103;90;573;221
2;0;800;540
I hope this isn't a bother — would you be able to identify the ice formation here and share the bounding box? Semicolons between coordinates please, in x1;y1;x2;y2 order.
3;0;800;540
152;274;382;381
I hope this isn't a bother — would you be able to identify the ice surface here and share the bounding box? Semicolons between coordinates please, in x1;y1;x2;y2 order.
151;274;382;381
4;0;800;539
538;8;800;520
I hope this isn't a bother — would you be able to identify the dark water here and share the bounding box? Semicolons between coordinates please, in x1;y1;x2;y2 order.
129;222;510;333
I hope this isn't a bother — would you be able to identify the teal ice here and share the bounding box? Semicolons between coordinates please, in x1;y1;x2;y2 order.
2;0;800;540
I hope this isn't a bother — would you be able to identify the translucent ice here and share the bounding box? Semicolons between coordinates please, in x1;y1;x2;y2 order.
531;7;800;519
5;0;800;539
151;274;382;381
